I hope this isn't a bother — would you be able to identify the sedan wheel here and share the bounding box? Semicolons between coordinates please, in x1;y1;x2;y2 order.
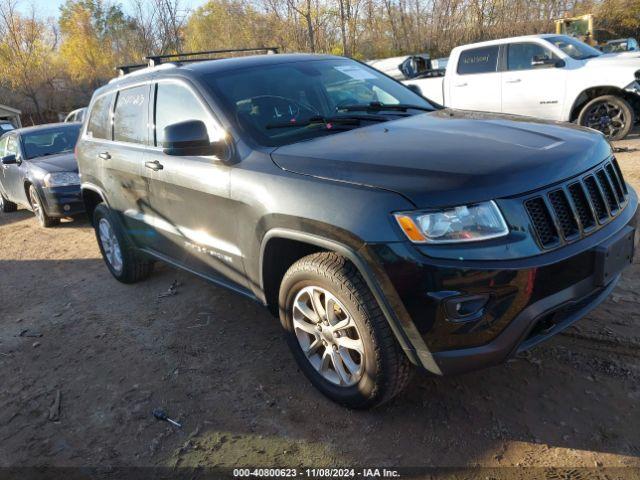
29;185;58;227
292;286;365;386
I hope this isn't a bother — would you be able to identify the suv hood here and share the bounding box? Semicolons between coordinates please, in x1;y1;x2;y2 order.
30;152;78;173
271;110;612;208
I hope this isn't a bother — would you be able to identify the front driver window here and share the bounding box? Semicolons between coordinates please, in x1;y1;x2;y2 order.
154;82;221;146
507;43;556;71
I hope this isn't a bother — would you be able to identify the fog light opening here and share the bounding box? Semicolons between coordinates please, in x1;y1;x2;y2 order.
445;295;489;323
63;204;71;212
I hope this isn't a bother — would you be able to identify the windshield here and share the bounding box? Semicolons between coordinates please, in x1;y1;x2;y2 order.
603;41;627;53
545;35;602;60
205;58;435;147
22;125;81;159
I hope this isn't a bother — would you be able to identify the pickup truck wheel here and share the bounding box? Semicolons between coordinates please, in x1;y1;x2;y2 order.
29;185;59;228
578;95;634;141
93;203;154;283
0;193;17;213
279;252;412;409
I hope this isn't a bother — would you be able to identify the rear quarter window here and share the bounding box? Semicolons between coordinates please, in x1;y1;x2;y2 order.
457;46;499;75
86;93;114;140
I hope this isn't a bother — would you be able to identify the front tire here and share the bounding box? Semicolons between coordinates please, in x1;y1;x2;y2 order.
93;203;153;283
29;185;59;228
279;252;412;409
578;95;634;141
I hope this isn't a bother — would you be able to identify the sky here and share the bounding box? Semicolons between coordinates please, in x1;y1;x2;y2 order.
20;0;209;19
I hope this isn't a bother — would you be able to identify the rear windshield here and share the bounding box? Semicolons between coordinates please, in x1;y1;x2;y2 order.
204;58;434;147
22;125;81;159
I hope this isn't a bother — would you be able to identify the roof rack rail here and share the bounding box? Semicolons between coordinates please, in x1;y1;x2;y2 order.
116;63;148;76
145;47;279;67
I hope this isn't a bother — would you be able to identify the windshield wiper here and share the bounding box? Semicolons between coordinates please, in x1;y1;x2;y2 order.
266;114;388;129
337;102;432;113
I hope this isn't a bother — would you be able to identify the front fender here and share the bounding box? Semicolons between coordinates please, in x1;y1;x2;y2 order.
259;227;442;374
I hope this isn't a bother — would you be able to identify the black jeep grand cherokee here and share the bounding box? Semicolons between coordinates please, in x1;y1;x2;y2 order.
76;51;637;408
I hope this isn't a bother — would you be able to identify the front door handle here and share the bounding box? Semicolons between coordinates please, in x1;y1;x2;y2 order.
145;160;164;171
455;82;468;87
506;79;522;84
98;152;111;160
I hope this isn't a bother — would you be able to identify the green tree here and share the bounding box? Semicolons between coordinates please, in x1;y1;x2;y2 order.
58;0;134;87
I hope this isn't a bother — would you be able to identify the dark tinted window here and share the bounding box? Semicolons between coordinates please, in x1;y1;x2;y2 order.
87;94;113;140
22;125;80;159
114;86;148;144
154;82;220;146
508;43;555;70
457;46;499;75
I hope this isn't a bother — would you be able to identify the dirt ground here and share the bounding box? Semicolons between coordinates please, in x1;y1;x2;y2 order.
1;133;640;478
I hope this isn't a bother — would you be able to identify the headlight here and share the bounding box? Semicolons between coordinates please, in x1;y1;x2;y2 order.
43;172;80;187
394;201;509;244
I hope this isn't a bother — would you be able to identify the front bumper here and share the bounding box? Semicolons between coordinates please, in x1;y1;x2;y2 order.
366;190;638;376
40;185;84;217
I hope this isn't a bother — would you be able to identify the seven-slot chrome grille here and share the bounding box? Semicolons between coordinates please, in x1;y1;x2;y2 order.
524;158;628;249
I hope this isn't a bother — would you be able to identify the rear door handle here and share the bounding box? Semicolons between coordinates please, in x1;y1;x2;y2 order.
145;160;164;171
455;83;468;87
506;79;522;84
98;152;111;160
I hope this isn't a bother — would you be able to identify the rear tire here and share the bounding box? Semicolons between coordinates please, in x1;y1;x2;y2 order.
279;252;413;409
29;185;59;228
0;192;17;213
578;95;634;141
93;203;154;283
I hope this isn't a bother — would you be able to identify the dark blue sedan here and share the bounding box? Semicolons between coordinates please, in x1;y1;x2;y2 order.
0;123;83;227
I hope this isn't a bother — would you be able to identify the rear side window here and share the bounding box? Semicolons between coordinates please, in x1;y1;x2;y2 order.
457;46;499;75
154;82;220;146
87;94;113;140
114;86;148;144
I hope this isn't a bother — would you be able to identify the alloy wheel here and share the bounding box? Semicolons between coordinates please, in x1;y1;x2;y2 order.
292;286;365;386
29;187;44;224
98;217;124;274
585;101;627;138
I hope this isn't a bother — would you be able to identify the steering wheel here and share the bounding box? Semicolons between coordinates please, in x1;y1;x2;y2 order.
249;95;319;122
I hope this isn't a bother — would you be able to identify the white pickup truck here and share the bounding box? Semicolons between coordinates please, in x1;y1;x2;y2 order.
403;34;640;140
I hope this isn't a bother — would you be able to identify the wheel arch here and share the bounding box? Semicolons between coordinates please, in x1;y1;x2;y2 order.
259;228;436;372
81;183;108;225
569;85;638;122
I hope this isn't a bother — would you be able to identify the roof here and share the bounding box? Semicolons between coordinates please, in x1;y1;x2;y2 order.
452;33;559;51
0;104;21;115
99;53;340;94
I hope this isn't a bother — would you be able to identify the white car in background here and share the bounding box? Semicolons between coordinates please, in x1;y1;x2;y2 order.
403;34;640;140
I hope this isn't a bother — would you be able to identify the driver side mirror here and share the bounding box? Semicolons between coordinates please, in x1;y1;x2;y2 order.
1;154;17;165
162;120;226;157
399;57;418;79
532;56;565;68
